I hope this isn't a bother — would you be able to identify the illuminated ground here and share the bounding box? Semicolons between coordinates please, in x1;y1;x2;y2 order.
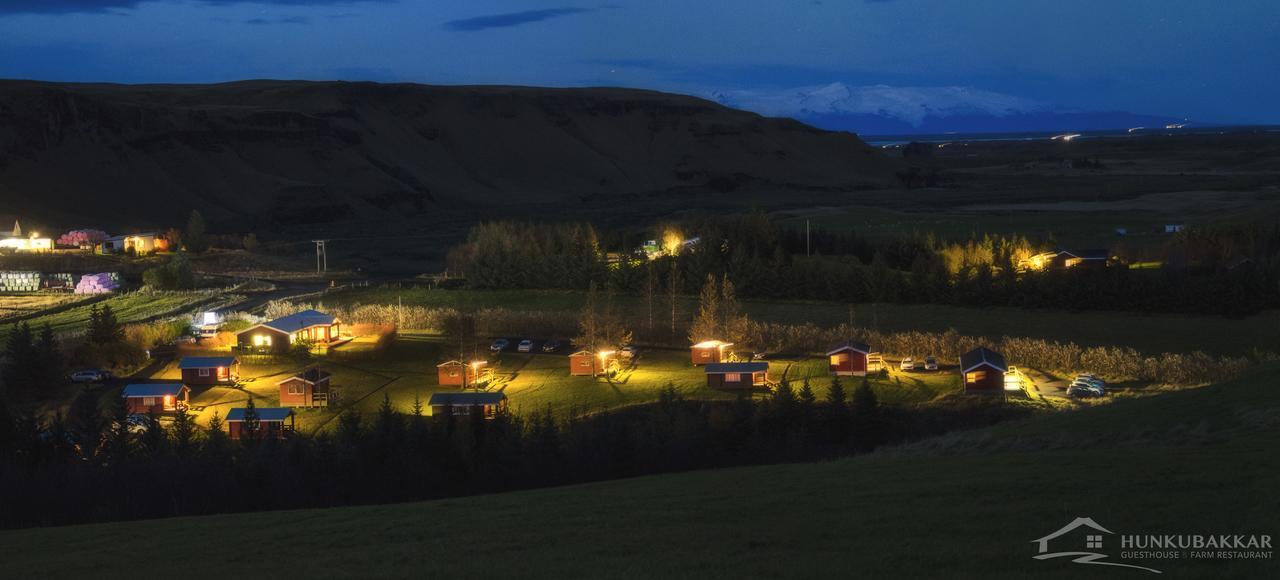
161;333;960;434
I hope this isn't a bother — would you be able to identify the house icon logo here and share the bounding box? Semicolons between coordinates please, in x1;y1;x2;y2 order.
1032;517;1162;574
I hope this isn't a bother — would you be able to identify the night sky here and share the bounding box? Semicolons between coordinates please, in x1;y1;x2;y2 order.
0;0;1276;124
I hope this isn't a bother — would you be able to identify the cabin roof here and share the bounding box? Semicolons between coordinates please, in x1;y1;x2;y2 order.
239;309;336;335
276;367;331;385
960;347;1008;373
826;341;871;355
691;340;733;349
178;356;238;369
1058;248;1109;260
226;407;293;422
704;362;769;374
122;383;187;398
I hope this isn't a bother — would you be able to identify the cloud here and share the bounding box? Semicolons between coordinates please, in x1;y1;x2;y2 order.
0;0;389;16
444;7;589;32
241;15;308;25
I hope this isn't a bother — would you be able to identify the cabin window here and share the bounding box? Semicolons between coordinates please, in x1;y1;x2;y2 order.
830;354;847;366
966;370;987;383
448;368;460;377
198;368;210;377
288;383;305;395
724;373;741;382
699;350;711;359
578;359;590;367
753;372;766;385
254;334;272;347
455;405;471;416
142;397;156;406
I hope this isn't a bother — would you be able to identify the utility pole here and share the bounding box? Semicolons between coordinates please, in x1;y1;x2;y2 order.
312;240;328;274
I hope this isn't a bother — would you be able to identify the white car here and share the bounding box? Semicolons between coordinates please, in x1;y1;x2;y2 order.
620;346;638;359
517;339;535;353
490;339;510;352
899;358;915;371
924;356;938;371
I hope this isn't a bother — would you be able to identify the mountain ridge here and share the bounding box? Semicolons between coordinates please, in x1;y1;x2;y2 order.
0;79;895;230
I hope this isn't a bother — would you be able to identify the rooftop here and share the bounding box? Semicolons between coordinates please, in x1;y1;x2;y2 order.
178;356;238;369
226;407;293;422
960;347;1008;373
122;383;187;397
704;362;769;374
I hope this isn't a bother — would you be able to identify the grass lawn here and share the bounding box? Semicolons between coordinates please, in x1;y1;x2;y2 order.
159;334;958;432
321;286;1279;356
0;291;236;339
7;366;1277;579
0;294;93;321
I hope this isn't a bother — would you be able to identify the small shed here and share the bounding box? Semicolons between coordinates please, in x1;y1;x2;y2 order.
428;392;508;419
705;362;769;389
568;350;617;376
278;367;333;408
121;383;190;415
178;356;240;386
437;360;489;387
960;347;1009;393
690;340;732;365
226;407;295;439
826;341;875;376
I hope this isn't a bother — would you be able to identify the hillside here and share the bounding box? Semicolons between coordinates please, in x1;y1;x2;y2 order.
3;367;1276;579
0;80;893;230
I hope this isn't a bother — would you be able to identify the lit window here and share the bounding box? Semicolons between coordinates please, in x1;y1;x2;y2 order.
198;368;210;377
724;373;741;382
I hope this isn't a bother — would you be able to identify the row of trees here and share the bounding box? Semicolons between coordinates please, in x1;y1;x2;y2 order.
448;217;1280;315
0;380;1038;529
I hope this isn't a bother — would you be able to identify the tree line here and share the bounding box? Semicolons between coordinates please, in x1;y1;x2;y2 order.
0;380;1036;529
447;216;1280;315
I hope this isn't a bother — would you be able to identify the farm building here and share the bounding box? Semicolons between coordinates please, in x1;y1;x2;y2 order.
705;362;770;389
1020;249;1110;271
178;356;239;386
99;233;169;255
690;340;732;365
568;350;618;376
235;309;342;354
121;383;189;415
428;392;508;419
277;367;333;408
0;220;52;253
437;360;490;387
959;347;1009;393
826;341;875;376
225;407;295;440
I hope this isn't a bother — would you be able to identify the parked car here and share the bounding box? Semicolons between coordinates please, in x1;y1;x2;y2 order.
924;356;938;371
899;357;915;371
541;340;565;353
620;345;638;359
489;338;510;352
517;339;535;353
1074;376;1107;394
69;369;111;383
1067;382;1104;398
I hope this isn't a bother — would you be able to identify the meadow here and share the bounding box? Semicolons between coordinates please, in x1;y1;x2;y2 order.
161;333;960;434
0;290;237;340
8;364;1277;579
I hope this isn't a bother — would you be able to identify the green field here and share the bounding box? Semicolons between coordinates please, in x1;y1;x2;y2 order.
321;286;1279;356
7;365;1276;579
0;290;234;339
165;333;959;433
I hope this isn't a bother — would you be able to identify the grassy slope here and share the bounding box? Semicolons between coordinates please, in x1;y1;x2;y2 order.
320;287;1280;356
5;367;1277;579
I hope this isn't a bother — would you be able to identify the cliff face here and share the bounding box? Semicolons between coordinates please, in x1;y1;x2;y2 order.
0;80;893;228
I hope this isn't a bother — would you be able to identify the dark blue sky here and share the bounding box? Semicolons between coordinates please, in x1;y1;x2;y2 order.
1;0;1276;124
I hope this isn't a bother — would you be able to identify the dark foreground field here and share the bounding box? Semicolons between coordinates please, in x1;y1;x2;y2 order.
3;366;1277;579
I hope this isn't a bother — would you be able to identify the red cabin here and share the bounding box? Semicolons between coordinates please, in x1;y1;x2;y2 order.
226;407;295;439
427;392;508;419
960;347;1009;393
278;367;333;408
691;340;732;365
568;350;617;376
704;362;769;389
178;356;239;386
121;383;189;415
826;342;872;376
437;360;489;387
